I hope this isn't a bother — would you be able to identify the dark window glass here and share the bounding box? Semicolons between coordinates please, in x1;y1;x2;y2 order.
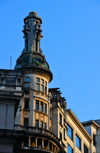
44;140;48;149
41;84;44;92
67;144;73;153
45;81;47;86
64;128;65;139
31;137;35;147
36;78;40;83
50;142;52;151
93;134;96;147
36;100;39;110
59;113;62;124
44;123;47;129
24;137;29;147
84;144;88;153
35;120;39;127
45;86;47;94
44;103;47;113
37;138;42;148
67;124;73;140
25;99;29;109
41;79;44;84
25;77;30;82
24;118;28;126
40;121;43;128
76;135;81;150
60;132;62;141
36;84;40;91
41;101;43;112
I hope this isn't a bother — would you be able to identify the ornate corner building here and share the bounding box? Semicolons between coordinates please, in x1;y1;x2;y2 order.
0;12;100;153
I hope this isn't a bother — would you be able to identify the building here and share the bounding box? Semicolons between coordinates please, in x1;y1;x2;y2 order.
0;12;100;153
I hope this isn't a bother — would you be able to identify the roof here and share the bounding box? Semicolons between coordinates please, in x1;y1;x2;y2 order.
82;120;100;129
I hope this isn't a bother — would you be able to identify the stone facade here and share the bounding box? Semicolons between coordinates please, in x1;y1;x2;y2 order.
0;12;100;153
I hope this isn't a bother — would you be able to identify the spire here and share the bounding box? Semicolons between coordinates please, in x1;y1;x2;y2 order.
22;12;43;53
15;12;53;82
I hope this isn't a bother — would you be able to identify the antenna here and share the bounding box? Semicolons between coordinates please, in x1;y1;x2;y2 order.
10;56;12;69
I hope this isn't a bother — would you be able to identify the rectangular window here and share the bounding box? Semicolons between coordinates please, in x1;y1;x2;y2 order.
45;81;47;94
35;120;39;127
59;113;62;125
36;100;39;110
84;144;88;153
76;134;81;150
24;99;29;109
44;103;47;113
40;121;43;128
25;77;30;82
44;123;47;129
93;134;96;147
37;84;40;91
41;84;44;92
36;78;40;83
64;128;65;139
36;78;40;91
41;101;43;112
24;118;28;126
67;124;73;140
67;144;73;153
41;79;44;92
24;137;29;147
60;132;62;141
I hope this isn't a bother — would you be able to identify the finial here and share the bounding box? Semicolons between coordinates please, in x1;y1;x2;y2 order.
29;12;37;15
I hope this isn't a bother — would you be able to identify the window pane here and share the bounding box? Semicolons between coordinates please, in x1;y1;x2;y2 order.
41;101;43;112
45;86;47;94
25;99;29;109
93;134;96;147
25;77;30;82
36;78;40;83
76;135;81;150
37;84;40;91
84;144;88;153
41;84;44;92
24;118;28;126
45;81;47;86
36;100;39;110
35;120;39;127
44;123;47;129
44;103;47;113
40;121;43;128
67;124;73;140
41;79;44;84
59;113;62;124
67;144;73;153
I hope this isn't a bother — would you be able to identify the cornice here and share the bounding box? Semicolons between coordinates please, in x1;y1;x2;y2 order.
67;109;92;142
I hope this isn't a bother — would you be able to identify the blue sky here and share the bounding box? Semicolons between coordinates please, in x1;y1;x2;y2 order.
0;0;100;122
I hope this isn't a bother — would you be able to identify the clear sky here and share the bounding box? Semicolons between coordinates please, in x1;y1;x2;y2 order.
0;0;100;122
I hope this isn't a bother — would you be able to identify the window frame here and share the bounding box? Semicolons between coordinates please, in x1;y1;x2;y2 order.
76;134;81;151
67;123;73;141
24;99;29;109
36;100;39;110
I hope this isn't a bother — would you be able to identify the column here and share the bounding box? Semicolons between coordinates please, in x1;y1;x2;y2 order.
73;129;76;153
35;138;37;147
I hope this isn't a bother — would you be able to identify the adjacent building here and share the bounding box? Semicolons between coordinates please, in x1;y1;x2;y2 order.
0;12;100;153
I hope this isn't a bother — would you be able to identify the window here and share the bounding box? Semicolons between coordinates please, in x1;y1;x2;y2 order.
67;124;73;140
44;123;47;129
59;113;62;125
44;103;47;113
24;99;29;109
25;77;30;82
36;78;40;91
35;120;39;127
36;100;39;110
67;144;73;153
41;79;44;92
93;134;96;147
40;101;43;112
24;137;29;147
45;81;47;94
60;132;62;141
64;128;65;139
84;144;88;153
76;134;81;150
24;118;28;126
40;121;43;128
